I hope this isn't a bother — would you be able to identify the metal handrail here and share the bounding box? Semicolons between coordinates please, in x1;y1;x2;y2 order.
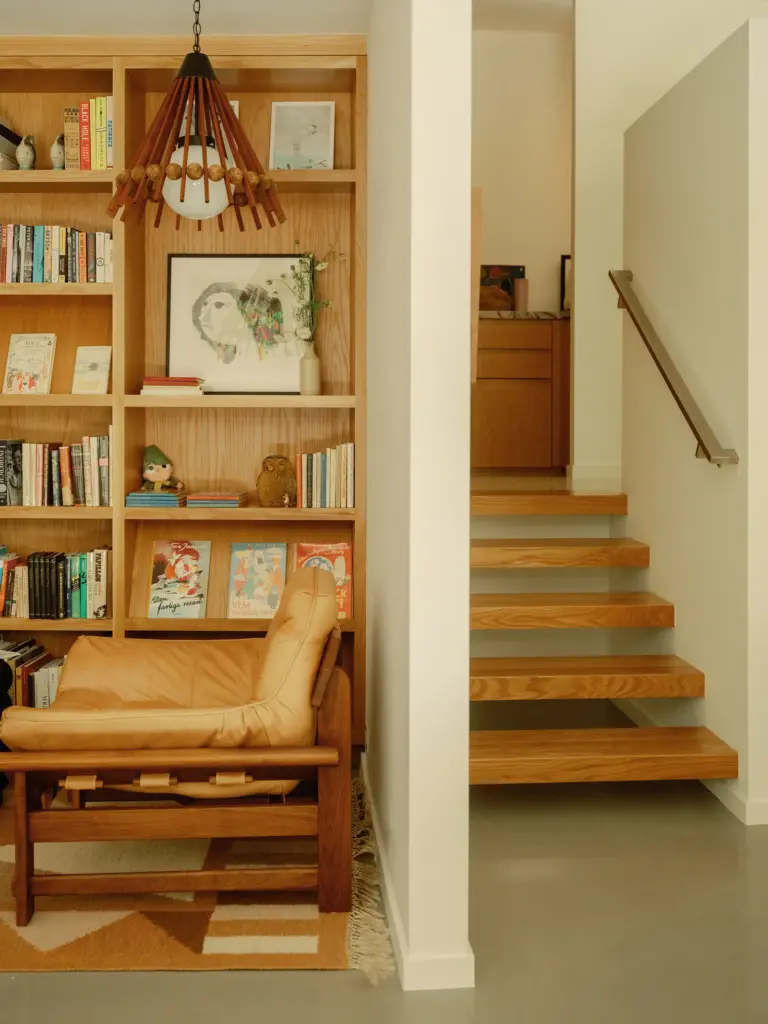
609;270;739;466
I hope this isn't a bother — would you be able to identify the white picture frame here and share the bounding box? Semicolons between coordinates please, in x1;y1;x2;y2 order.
269;101;336;171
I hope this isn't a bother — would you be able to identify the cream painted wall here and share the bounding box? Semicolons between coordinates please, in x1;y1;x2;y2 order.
366;0;474;990
472;27;572;312
573;0;768;483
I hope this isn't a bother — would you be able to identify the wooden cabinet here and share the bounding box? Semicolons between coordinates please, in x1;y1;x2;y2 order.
471;318;570;470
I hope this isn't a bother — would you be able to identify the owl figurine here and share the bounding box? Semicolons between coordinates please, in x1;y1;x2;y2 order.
15;135;35;170
255;455;297;508
50;133;65;170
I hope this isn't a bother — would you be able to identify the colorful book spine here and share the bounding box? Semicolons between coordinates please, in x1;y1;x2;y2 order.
50;448;62;507
77;231;87;285
86;232;96;283
64;106;80;169
106;95;114;169
60;447;73;506
89;98;96;170
79;100;91;170
32;226;43;283
94;97;108;171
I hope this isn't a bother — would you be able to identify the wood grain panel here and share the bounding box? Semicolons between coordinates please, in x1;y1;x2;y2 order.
469;727;738;784
470;592;675;630
470;537;650;569
471;489;628;516
471;379;552;469
0;747;337;773
32;867;318;895
0;192;113;234
0;406;112;447
0;36;368;57
476;350;551;380
478;319;553;351
469;655;705;701
552;317;571;467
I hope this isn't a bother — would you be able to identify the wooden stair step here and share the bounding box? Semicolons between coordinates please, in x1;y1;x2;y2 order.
470;655;704;701
471;491;628;517
471;538;650;569
470;592;674;630
469;727;737;784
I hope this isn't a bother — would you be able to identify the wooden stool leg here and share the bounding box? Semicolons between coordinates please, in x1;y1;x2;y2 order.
317;668;352;913
13;772;34;926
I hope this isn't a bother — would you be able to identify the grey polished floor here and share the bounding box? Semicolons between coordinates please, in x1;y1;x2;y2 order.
2;780;767;1024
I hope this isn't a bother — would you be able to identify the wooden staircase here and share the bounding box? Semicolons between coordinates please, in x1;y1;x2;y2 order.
468;483;738;785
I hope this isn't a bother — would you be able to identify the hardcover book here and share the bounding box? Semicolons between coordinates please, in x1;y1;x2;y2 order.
148;540;211;619
71;346;111;394
294;541;352;619
227;542;287;619
3;334;56;394
64;106;80;169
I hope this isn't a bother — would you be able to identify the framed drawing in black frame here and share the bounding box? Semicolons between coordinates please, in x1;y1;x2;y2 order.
166;253;313;394
560;254;572;313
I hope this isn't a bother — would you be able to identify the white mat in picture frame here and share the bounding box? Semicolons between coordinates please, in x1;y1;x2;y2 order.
269;101;335;171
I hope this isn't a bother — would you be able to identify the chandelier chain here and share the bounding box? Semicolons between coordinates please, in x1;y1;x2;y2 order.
192;0;202;52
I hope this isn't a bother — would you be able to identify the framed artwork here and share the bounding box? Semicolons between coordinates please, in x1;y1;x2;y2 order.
560;254;572;312
269;101;335;170
166;253;314;394
479;265;525;311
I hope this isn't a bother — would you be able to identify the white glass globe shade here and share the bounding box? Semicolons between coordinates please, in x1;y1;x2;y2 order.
162;141;228;220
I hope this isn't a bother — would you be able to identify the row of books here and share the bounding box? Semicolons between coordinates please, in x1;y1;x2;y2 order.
0;226;114;284
0;436;112;507
140;376;206;396
188;492;246;508
296;444;355;509
0;638;64;707
64;98;114;171
150;539;352;620
126;490;186;508
0;548;110;620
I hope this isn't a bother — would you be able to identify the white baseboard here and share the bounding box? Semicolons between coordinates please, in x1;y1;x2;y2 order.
360;753;476;991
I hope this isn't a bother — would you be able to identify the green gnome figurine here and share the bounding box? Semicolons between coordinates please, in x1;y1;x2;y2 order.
141;445;184;493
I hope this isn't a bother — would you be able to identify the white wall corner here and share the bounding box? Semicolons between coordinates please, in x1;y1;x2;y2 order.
361;754;476;990
567;464;623;489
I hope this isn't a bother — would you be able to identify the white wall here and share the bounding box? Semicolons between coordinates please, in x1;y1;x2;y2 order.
366;0;474;991
473;27;572;312
620;26;750;814
573;0;768;483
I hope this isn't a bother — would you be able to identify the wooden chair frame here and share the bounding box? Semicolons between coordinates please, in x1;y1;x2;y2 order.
0;629;351;926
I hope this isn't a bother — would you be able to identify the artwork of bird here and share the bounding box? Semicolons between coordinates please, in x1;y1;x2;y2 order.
15;135;35;170
50;133;65;170
255;454;297;507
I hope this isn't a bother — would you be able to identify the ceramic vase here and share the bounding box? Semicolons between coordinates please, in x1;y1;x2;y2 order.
300;342;321;396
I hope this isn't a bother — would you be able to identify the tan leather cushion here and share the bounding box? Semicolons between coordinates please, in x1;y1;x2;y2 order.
0;566;338;754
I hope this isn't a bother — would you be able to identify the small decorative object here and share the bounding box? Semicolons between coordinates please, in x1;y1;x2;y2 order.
141;444;185;493
71;346;112;394
148;540;211;618
300;342;321;396
255;454;297;508
49;133;65;170
513;278;529;314
167;253;315;393
15;135;35;170
269;101;335;170
560;254;572;312
0;118;22;167
108;0;284;230
3;333;56;394
479;265;525;311
227;541;287;619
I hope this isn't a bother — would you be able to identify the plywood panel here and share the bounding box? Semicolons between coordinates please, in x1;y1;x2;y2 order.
471;379;552;469
0;193;112;234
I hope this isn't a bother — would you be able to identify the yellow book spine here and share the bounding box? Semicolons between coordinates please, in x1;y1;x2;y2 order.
95;97;107;171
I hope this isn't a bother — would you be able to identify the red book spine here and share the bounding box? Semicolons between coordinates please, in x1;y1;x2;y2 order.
0;226;6;282
79;101;91;170
78;233;87;285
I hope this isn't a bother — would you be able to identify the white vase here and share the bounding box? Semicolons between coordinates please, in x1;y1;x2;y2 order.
300;342;321;396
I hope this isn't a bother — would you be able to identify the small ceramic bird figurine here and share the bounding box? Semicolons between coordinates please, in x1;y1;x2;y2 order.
15;135;35;170
50;133;65;171
256;454;297;508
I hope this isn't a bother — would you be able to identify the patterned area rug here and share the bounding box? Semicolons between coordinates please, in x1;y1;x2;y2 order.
0;785;393;976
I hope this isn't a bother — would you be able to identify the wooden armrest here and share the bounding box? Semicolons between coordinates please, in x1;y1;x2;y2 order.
0;746;339;773
311;626;342;708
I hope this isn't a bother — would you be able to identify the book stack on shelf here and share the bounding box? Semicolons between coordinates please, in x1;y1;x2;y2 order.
1;225;113;284
140;376;205;396
0;638;64;707
187;492;247;509
0;435;112;508
126;490;188;509
296;443;355;509
0;546;110;621
64;97;114;171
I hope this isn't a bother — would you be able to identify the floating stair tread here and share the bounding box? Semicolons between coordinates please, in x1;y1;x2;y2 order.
469;727;737;784
470;592;675;630
471;537;650;569
469;655;704;700
471;490;628;517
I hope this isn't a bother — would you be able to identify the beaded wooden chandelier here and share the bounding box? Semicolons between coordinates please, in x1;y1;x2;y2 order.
109;0;285;231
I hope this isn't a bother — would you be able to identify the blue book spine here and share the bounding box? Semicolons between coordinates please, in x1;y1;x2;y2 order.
70;555;81;619
65;557;72;617
321;453;327;509
32;226;44;283
80;553;87;618
307;455;313;509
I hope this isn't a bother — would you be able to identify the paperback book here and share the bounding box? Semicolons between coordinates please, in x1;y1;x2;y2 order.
227;542;287;619
71;346;111;394
148;540;211;619
3;334;56;394
295;541;352;619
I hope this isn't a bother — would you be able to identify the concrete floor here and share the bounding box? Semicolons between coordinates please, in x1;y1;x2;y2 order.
2;779;767;1023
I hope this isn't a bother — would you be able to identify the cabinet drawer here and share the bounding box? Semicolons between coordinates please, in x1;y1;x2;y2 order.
478;319;553;351
471;379;552;469
477;350;551;379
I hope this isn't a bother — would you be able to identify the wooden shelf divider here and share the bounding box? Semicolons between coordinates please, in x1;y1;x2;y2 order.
123;507;355;521
0;619;113;633
0;507;113;520
124;394;356;409
0;283;112;296
125;618;356;633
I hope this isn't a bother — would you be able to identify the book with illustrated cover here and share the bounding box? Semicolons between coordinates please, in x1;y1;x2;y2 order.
3;334;56;394
227;542;286;619
148;540;211;619
72;346;111;394
294;541;352;619
64;106;79;169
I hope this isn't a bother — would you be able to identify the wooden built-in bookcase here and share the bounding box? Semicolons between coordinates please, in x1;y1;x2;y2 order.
0;36;368;741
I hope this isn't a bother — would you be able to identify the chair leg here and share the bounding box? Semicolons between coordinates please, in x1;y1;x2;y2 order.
13;772;34;926
317;668;352;913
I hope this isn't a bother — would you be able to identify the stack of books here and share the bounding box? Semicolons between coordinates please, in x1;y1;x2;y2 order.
64;98;114;171
296;442;355;509
125;490;188;509
0;637;64;707
0;226;113;284
0;435;112;508
0;547;110;621
140;376;205;396
186;492;247;509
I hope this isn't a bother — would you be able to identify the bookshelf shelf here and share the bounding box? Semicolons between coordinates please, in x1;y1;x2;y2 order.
0;619;113;632
0;395;113;408
0;507;113;520
268;170;357;193
125;617;357;633
124;394;357;409
0;283;112;296
0;170;114;192
123;506;355;521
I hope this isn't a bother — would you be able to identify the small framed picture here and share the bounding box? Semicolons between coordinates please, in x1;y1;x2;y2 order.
560;255;572;312
269;101;335;170
166;253;314;394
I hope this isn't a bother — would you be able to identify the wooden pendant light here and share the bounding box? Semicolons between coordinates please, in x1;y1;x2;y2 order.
108;0;285;231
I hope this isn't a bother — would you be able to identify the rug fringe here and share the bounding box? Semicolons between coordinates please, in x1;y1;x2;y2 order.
348;776;396;984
